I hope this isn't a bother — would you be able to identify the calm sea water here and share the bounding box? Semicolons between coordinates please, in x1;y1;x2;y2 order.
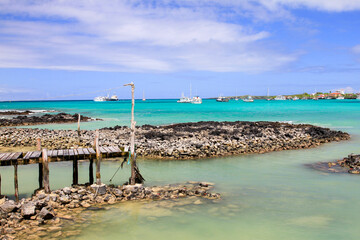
1;99;360;240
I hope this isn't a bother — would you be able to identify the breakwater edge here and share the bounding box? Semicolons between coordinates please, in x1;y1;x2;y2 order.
0;121;350;160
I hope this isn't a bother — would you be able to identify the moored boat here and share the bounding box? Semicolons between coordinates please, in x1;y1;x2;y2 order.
216;96;229;102
243;96;254;102
191;96;202;104
274;95;286;101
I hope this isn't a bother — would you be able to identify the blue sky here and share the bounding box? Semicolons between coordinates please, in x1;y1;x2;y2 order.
0;0;359;100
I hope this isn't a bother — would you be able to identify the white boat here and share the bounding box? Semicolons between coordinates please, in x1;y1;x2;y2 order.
109;95;119;101
266;88;272;101
235;97;239;101
216;96;229;102
191;96;202;104
336;96;345;100
142;91;146;101
274;95;286;101
293;96;299;100
177;93;191;103
357;95;360;100
243;96;254;102
94;96;107;102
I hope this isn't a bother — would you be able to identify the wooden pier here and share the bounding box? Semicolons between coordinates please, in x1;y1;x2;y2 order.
0;145;129;201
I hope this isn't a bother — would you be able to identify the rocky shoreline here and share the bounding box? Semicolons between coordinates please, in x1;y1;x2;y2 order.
0;121;350;160
0;113;99;127
0;182;220;239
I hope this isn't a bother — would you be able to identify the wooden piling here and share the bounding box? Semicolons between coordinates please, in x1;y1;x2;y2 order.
77;114;81;139
72;158;78;186
95;130;101;185
124;82;137;185
14;164;19;202
89;158;94;184
37;138;43;189
42;149;50;193
0;173;1;197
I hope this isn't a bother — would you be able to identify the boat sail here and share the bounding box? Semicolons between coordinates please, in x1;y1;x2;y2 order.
142;91;146;101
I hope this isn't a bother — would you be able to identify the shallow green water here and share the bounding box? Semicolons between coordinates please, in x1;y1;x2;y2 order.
1;99;360;239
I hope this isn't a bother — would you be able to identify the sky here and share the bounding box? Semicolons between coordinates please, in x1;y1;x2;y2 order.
0;0;359;100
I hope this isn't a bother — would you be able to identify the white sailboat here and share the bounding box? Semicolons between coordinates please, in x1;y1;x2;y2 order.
266;88;271;101
336;96;345;100
142;91;146;101
191;96;202;104
357;95;360;100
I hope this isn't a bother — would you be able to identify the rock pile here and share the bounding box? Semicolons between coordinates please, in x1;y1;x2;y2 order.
0;182;220;239
0;113;98;127
336;154;360;174
0;121;350;159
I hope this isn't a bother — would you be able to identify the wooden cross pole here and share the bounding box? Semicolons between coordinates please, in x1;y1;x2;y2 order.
42;149;50;193
77;114;81;139
37;138;43;189
124;82;137;185
95;130;101;185
14;164;19;203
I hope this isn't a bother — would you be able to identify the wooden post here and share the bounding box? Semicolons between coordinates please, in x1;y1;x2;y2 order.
95;130;101;185
124;82;137;185
0;173;1;197
14;164;19;202
89;158;94;184
72;158;78;186
42;149;50;193
37;138;43;189
77;114;81;139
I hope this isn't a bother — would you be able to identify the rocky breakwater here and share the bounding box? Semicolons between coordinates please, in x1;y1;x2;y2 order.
0;112;99;127
0;121;350;159
326;154;360;174
0;182;220;239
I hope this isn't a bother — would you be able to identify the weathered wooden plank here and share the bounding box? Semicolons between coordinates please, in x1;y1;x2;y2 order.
99;147;107;154
77;148;84;155
82;148;90;155
47;150;53;157
108;147;116;153
88;148;96;155
58;150;64;157
109;146;120;153
52;150;58;158
63;149;69;157
10;152;23;160
5;152;16;161
69;149;75;156
31;151;42;159
23;152;32;160
0;153;5;159
104;147;113;153
73;149;78;156
0;153;11;161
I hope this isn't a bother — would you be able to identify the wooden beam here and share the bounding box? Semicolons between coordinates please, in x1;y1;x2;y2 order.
89;158;94;184
37;138;43;189
72;158;78;186
42;149;50;193
14;164;19;203
95;130;101;185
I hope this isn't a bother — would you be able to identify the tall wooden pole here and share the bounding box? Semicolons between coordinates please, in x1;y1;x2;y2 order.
124;82;136;185
77;114;81;139
95;130;101;185
42;149;50;193
14;164;19;203
37;138;43;189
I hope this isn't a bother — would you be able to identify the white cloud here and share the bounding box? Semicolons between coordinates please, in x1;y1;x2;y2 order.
353;45;360;54
2;0;343;73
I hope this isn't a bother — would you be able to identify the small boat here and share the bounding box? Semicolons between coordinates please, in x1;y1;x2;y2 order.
191;96;202;104
243;96;254;102
108;95;119;101
177;93;191;103
336;96;345;100
94;96;107;102
216;96;229;102
293;96;299;101
357;95;360;100
235;97;239;101
274;95;286;101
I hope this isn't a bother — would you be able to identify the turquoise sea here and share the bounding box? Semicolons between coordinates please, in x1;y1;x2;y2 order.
1;99;360;240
